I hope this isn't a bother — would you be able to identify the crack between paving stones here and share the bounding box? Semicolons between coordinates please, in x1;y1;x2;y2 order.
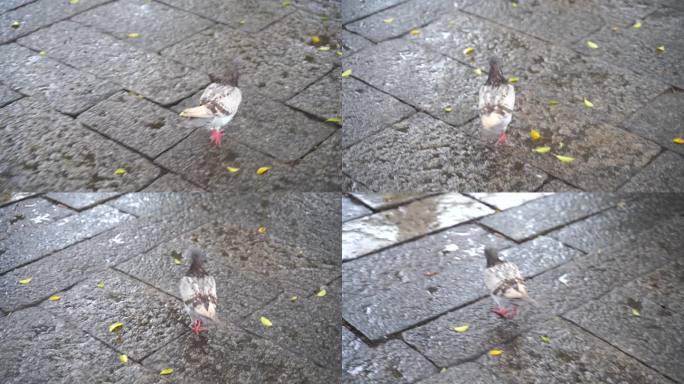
0;0;41;15
3;279;81;314
342;0;413;26
41;192;123;212
342;171;374;192
342;110;420;150
345;192;376;212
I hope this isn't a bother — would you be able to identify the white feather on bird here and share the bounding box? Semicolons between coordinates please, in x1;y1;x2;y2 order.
179;247;218;334
478;57;515;146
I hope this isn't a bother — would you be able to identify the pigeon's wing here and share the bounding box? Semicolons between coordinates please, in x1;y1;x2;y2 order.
179;275;217;320
199;83;242;117
484;262;523;293
478;85;515;115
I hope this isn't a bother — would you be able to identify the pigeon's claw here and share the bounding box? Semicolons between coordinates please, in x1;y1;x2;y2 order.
492;307;509;318
210;129;224;147
191;319;204;335
495;131;508;146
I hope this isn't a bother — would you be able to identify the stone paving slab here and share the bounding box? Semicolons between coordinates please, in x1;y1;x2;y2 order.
0;43;120;115
618;151;684;192
342;196;371;221
160;0;294;33
564;273;684;382
286;131;341;191
0;204;132;274
621;90;684;156
479;193;621;241
468;193;552;211
611;261;684;315
0;0;35;14
286;72;340;121
140;320;338;384
351;193;426;211
341;30;373;56
342;328;436;384
540;179;581;192
341;77;415;148
0;192;36;207
0;83;21;108
477;317;674;384
72;0;214;53
0;197;74;238
549;193;684;252
0;307;146;384
0;97;161;192
19;21;207;106
78;91;193;159
342;0;405;24
46;192;121;210
106;192;231;218
416;362;507;384
162;26;333;102
141;173;204;192
0;0;109;44
263;8;341;48
44;269;187;361
343;39;481;127
342;193;494;261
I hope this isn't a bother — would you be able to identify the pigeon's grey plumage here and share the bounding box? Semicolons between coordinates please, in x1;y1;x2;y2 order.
478;57;515;145
483;247;531;318
179;247;217;333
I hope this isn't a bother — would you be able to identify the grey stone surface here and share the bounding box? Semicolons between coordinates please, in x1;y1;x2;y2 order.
344;114;549;191
619;151;684;192
0;193;37;207
540;179;581;192
0;43;119;115
141;173;204;192
342;77;415;148
44;269;187;361
0;98;161;192
0;307;145;384
160;0;294;32
468;193;551;211
0;83;21;108
479;193;620;241
613;261;684;315
0;0;35;14
342;196;371;221
0;197;73;237
342;0;404;23
342;193;494;261
19;21;207;105
162;26;333;101
342;30;373;56
263;8;340;47
621;90;684;155
287;72;340;121
342;328;436;384
416;362;506;384
287;131;341;191
0;0;109;44
351;192;425;210
0;204;132;274
72;0;214;52
106;192;213;217
78;91;193;158
47;192;121;210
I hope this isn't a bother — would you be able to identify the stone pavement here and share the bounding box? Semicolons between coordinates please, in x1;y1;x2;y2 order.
0;192;340;383
341;0;684;192
1;0;341;192
342;192;684;383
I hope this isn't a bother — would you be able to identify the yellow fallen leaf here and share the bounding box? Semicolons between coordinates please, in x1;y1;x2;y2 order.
453;325;470;333
114;168;127;175
583;98;594;108
316;288;327;297
440;367;447;373
290;295;298;302
443;106;453;113
239;19;246;26
256;166;271;175
173;258;182;265
409;29;420;36
558;142;564;149
96;281;105;288
69;0;79;4
383;17;395;24
49;295;61;301
260;316;273;327
39;50;47;57
508;76;519;84
489;349;503;357
586;40;599;49
541;335;551;344
631;307;641;317
533;146;551;154
336;51;343;56
656;45;665;53
109;322;124;332
473;68;482;76
530;130;541;141
673;137;684;144
632;21;641;29
160;368;174;376
341;69;352;77
511;1;518;8
127;32;141;39
311;35;320;44
318;46;330;51
226;167;240;173
548;100;559;106
326;117;341;123
282;0;291;6
447;20;456;28
554;154;575;163
463;47;475;56
11;20;20;29
258;226;266;234
119;354;128;364
19;277;32;285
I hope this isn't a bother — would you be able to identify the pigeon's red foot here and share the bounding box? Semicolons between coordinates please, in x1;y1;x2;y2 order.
191;319;205;335
210;129;224;146
495;132;508;146
492;307;509;318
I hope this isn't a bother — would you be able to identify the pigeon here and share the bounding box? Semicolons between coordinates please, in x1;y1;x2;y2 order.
179;64;242;147
478;57;515;146
483;247;533;319
178;247;218;334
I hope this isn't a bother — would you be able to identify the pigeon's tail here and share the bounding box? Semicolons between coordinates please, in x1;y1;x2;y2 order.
180;105;213;118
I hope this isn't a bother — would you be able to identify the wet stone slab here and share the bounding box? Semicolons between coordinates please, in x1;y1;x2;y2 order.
618;151;684;192
621;90;684;155
612;261;684;315
141;322;338;383
0;193;37;207
479;193;620;241
286;72;340;121
341;77;415;148
0;43;120;115
0;0;110;44
342;196;372;222
0;307;145;384
141;173;204;192
46;192;121;210
263;9;341;48
344;114;548;191
549;194;684;252
342;328;436;384
44;269;187;361
342;193;494;261
0;98;161;192
106;192;222;218
342;30;373;56
162;26;333;101
0;197;73;238
19;21;207;105
415;362;505;384
78;91;193;158
0;0;35;14
477;317;674;384
540;179;581;192
350;193;426;211
286;131;341;192
0;84;21;108
344;39;481;127
468;193;552;211
72;0;214;52
342;0;404;23
564;275;684;382
0;204;132;274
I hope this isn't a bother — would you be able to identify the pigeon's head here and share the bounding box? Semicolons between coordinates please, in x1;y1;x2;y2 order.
488;56;501;68
485;57;506;86
209;59;242;87
184;247;206;266
484;246;503;268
